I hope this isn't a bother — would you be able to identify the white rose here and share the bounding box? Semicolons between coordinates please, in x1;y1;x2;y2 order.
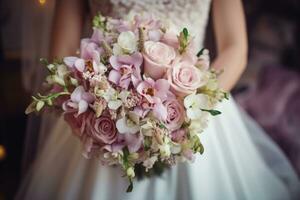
117;31;137;54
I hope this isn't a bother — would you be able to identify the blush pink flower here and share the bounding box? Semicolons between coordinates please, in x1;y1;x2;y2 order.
104;133;143;153
167;58;207;97
87;115;118;145
161;31;179;49
64;111;90;137
164;98;185;131
81;134;100;159
143;41;176;80
136;77;170;103
63;86;95;115
171;128;187;143
136;77;171;120
108;52;143;89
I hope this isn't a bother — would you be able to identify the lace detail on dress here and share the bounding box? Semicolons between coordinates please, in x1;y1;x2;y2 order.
88;0;211;47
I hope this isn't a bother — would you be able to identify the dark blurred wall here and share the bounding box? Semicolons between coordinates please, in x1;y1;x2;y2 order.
0;1;27;199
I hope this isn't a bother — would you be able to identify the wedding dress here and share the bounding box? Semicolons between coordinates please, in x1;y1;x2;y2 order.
17;0;300;199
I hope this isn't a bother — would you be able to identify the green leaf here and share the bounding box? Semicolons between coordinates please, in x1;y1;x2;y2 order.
143;137;152;151
196;48;205;57
122;147;130;169
158;123;166;129
183;28;188;40
92;13;107;31
39;58;48;66
192;136;204;154
126;179;133;193
223;92;229;100
201;109;222;116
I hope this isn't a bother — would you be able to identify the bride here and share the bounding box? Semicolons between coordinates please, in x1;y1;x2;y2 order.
17;0;300;199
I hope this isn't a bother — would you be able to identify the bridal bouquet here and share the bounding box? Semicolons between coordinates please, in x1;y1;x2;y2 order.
26;14;227;192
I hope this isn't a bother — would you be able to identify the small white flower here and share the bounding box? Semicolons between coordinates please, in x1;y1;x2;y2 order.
159;143;171;157
170;142;182;154
184;93;209;120
116;117;140;134
108;100;122;110
83;71;93;80
117;31;137;54
47;64;69;86
188;118;208;136
47;64;55;71
112;43;124;56
143;156;158;171
93;61;107;75
57;64;68;77
102;87;118;102
119;90;130;102
52;75;65;86
70;77;78;86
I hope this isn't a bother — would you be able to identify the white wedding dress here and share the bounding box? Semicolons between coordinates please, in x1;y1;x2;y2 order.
17;0;300;199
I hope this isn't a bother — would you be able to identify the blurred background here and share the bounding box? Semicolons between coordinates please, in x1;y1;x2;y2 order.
0;0;299;199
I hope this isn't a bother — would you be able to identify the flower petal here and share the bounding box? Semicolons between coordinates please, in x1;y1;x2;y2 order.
108;70;121;85
153;98;168;121
78;100;88;115
108;100;122;110
63;56;78;68
74;59;85;72
109;56;121;70
71;86;84;102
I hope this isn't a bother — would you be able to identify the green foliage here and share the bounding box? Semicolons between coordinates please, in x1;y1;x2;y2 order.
191;135;204;154
143;137;152;151
93;13;107;31
201;109;222;116
178;28;190;54
196;48;205;57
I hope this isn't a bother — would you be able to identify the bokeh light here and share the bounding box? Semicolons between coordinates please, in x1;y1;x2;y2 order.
0;145;6;161
38;0;46;6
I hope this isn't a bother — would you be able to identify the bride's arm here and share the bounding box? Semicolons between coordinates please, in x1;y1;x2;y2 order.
211;0;248;91
50;0;86;58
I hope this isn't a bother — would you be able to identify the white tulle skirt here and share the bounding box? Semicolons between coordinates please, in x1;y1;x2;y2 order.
16;98;300;200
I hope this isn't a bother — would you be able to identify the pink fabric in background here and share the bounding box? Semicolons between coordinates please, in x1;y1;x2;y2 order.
237;66;300;175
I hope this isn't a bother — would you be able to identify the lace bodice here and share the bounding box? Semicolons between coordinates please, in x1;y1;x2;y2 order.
88;0;211;48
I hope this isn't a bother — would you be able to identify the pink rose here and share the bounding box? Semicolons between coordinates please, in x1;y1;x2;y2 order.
143;41;176;79
64;111;90;138
164;98;185;131
161;31;179;49
171;128;187;143
88;115;118;145
167;58;207;97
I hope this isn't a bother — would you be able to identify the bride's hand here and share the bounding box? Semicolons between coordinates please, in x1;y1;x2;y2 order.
211;0;248;91
50;0;86;59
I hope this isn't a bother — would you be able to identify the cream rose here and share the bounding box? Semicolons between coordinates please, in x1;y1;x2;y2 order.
143;41;176;79
117;31;137;54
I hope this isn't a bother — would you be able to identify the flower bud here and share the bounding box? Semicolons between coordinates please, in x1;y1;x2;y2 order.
126;167;135;179
36;101;45;112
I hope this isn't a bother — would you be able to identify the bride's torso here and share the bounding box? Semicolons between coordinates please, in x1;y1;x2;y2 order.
88;0;211;47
